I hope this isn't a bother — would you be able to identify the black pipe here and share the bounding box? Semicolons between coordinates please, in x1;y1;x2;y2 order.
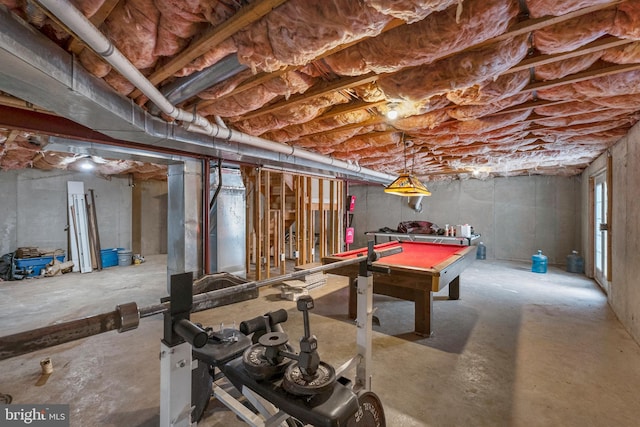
173;319;208;349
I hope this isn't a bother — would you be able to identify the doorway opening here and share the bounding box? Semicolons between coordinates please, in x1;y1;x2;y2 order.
592;170;609;293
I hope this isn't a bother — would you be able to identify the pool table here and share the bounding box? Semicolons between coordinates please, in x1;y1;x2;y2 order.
322;241;477;336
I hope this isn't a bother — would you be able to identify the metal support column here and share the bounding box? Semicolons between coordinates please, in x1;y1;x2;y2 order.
167;161;202;291
355;241;375;392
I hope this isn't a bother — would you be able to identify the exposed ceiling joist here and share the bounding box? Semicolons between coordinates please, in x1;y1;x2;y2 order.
507;35;633;74
130;0;288;99
2;0;639;180
232;1;626;123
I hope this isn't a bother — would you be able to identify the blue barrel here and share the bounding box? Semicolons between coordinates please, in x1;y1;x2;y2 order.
566;250;584;273
476;242;486;260
531;250;548;274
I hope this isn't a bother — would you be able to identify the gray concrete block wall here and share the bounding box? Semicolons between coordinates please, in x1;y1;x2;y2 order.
138;180;168;255
0;171;18;256
0;169;132;256
349;175;581;265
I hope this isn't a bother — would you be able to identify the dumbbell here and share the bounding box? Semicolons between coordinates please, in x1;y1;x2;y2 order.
282;296;336;396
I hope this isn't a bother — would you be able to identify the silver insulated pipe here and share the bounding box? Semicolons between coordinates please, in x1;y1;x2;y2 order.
35;0;396;184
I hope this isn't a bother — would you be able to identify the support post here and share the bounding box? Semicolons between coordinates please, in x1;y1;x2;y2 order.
160;272;198;427
167;161;202;291
355;241;375;392
263;170;271;278
159;341;195;427
280;173;286;275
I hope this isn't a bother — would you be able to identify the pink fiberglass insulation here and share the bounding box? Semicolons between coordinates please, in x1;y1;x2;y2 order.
378;35;529;102
591;93;640;108
601;42;640;64
447;92;532;121
533;109;637;127
525;0;617;19
198;70;317;118
394;110;452;131
573;69;640;97
445;70;530;106
263;110;373;143
534;52;603;81
364;0;460;24
103;0;160;69
535;100;608;116
231;92;350;135
532;9;615;54
232;0;392;73
417;109;532;136
324;0;518;76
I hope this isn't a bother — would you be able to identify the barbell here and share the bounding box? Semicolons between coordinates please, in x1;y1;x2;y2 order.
0;245;402;361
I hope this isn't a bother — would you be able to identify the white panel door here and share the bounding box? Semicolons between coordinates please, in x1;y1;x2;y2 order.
594;172;608;293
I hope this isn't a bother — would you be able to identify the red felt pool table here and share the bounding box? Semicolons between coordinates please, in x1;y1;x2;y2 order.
322;241;477;336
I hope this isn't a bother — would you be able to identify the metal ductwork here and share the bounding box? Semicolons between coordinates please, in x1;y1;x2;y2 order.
0;4;395;185
410;196;425;213
148;54;248;115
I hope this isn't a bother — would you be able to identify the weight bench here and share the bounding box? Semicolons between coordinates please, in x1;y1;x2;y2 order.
162;242;394;426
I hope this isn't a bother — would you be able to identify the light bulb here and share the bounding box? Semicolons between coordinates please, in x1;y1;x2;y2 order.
79;159;94;170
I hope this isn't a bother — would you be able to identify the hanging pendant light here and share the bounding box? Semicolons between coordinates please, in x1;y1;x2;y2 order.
384;173;431;196
384;132;431;196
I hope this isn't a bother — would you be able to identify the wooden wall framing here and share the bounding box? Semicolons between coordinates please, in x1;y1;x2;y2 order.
243;167;344;278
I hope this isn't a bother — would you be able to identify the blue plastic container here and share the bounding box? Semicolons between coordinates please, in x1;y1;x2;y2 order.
531;250;548;274
15;255;65;277
476;242;486;260
566;250;584;274
101;248;123;268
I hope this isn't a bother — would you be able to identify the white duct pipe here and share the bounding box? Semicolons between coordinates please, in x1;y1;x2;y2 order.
214;115;228;129
410;195;424;213
38;0;395;183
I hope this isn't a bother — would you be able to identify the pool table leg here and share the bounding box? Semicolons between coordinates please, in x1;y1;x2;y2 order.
449;276;460;300
414;290;433;337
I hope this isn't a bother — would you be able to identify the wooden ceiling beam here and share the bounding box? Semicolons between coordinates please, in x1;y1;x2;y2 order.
231;1;623;123
6;129;20;145
239;73;379;121
482;1;623;45
269;36;631;140
289;59;640;142
299;116;385;140
209;18;406;103
520;62;640;93
507;35;632;74
315;99;386;121
129;0;287;99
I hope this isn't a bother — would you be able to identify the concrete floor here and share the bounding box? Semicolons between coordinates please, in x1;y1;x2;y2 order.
1;256;640;426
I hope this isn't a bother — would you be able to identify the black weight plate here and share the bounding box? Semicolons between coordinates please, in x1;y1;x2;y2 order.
346;391;386;427
242;343;290;381
282;361;336;396
258;331;289;348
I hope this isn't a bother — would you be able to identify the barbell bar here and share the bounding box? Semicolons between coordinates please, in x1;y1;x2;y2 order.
0;245;402;361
